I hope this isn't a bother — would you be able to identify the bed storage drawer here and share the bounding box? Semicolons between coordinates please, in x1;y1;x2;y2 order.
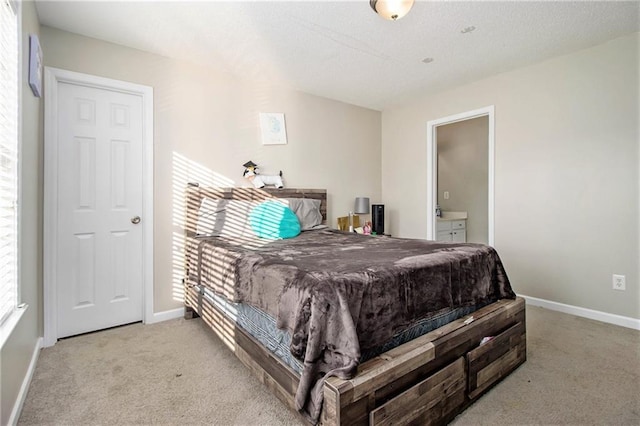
467;321;526;400
369;357;466;426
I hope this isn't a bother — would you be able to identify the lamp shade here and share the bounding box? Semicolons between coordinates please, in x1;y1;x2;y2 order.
354;197;370;214
370;0;414;21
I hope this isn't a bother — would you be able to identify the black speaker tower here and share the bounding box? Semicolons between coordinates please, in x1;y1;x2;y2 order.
372;204;384;235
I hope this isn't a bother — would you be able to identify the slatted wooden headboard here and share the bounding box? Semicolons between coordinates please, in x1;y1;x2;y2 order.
184;185;328;238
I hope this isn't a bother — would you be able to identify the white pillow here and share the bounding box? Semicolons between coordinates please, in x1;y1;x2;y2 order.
196;198;258;237
196;198;220;235
282;198;323;230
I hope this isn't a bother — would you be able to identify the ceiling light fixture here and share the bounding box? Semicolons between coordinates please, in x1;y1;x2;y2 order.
370;0;415;21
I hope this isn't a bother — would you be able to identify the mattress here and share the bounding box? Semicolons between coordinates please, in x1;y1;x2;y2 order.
203;286;489;376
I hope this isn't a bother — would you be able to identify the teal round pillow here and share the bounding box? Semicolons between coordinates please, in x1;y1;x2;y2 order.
250;201;301;239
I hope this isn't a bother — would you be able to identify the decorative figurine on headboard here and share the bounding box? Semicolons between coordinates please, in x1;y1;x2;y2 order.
242;160;284;189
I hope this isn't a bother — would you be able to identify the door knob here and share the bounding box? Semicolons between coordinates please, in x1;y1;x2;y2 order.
131;216;141;224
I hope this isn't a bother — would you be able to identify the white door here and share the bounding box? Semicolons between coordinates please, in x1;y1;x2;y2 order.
56;81;144;338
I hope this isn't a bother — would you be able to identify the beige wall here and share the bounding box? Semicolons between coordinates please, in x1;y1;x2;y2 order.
437;116;489;243
382;33;639;319
1;1;43;423
39;26;382;313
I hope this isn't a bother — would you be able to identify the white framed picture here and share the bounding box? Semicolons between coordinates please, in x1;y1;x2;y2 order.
259;113;287;145
28;34;43;97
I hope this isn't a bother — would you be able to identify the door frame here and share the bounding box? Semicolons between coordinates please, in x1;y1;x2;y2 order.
426;105;495;245
43;67;154;347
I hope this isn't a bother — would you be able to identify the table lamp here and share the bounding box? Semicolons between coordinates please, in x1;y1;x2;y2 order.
354;197;370;216
352;197;370;232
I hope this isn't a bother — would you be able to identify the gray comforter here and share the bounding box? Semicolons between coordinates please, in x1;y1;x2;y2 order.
188;229;515;421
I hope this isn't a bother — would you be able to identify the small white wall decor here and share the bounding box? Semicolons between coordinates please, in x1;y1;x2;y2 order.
259;113;287;145
28;34;43;97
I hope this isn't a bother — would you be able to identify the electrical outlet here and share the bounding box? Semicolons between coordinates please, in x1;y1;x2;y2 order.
612;274;626;291
444;191;450;200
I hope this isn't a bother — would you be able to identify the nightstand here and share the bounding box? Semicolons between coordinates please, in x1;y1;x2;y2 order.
337;215;360;231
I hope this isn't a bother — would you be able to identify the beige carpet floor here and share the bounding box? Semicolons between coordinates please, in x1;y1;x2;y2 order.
19;305;640;425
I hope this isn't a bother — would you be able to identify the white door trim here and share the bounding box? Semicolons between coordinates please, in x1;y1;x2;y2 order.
426;105;495;245
43;67;154;347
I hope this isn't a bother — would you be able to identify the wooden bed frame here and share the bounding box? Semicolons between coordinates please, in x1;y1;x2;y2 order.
183;186;526;425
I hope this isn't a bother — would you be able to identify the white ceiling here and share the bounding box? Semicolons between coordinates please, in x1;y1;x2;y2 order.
35;1;640;111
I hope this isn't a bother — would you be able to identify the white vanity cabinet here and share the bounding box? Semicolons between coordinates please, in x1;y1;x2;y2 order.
436;219;466;242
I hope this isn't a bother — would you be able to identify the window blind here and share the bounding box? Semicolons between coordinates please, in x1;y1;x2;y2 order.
0;0;19;325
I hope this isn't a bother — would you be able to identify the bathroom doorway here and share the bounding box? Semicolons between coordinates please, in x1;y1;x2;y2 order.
426;106;495;245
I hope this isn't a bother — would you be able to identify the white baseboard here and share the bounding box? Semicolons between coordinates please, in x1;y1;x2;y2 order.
520;294;640;330
8;336;43;426
148;307;183;324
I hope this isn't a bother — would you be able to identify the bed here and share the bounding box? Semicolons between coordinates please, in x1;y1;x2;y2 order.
183;186;526;425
